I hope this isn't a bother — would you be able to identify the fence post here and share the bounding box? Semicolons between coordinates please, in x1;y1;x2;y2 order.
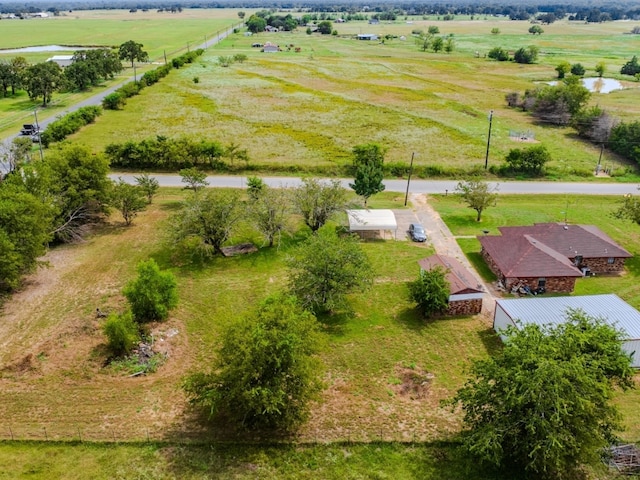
77;426;82;443
112;429;116;442
146;428;150;443
9;427;13;441
43;426;48;441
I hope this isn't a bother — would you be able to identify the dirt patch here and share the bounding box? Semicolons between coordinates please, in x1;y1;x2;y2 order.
392;364;435;400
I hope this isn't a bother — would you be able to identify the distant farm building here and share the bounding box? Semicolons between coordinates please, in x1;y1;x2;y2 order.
46;55;73;67
262;42;280;53
357;34;379;41
493;294;640;367
418;255;484;316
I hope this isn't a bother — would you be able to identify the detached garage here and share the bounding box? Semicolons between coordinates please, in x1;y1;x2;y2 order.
346;209;397;239
494;294;640;367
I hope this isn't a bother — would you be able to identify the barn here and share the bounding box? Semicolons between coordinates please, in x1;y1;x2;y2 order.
493;294;640;367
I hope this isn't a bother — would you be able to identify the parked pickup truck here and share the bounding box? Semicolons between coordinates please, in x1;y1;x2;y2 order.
20;124;39;136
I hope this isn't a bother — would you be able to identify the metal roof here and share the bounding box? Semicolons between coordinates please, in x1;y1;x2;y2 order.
496;294;640;340
346;209;397;231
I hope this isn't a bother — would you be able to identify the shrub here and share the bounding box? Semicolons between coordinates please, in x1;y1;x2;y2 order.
102;92;126;110
488;47;509;61
513;46;538;64
571;63;585;76
408;266;450;318
40;106;102;147
504;145;551;176
103;311;139;356
123;259;178;323
193;76;199;84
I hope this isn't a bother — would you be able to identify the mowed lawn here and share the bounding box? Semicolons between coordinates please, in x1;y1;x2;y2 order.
69;17;640;177
0;189;636;479
0;189;496;447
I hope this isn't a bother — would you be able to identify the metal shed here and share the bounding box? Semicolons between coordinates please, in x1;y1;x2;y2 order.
494;294;640;367
346;209;397;239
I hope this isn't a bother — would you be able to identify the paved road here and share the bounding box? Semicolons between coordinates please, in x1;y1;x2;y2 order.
110;173;639;196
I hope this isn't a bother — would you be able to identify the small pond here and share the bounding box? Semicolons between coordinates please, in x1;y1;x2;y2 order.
0;45;104;54
548;77;625;94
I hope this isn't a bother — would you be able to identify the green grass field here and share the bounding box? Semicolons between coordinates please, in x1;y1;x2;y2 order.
63;17;640;179
0;9;242;137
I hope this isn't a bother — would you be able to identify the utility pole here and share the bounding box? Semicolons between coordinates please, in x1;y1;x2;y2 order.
34;108;44;161
404;152;415;206
596;144;604;174
133;64;137;83
163;50;167;65
484;110;493;170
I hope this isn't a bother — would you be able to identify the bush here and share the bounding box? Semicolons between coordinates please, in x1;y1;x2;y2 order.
123;259;178;323
571;63;585;76
513;46;538;64
504;145;550;176
40;106;102;147
116;81;143;99
488;47;510;61
103;311;139;356
408;266;450;317
102;92;126;110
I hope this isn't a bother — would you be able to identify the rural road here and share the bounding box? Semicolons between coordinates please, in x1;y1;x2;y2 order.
110;173;640;196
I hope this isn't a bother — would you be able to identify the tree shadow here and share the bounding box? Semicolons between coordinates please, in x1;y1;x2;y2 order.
316;310;351;337
395;306;427;331
476;326;503;356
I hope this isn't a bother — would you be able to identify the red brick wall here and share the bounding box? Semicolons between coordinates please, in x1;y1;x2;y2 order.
505;276;576;293
576;257;626;274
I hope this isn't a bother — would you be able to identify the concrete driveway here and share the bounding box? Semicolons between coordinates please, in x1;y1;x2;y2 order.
393;209;424;242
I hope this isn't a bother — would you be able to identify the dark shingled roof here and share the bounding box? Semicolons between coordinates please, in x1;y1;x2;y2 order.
478;234;583;278
498;223;631;259
418;255;484;294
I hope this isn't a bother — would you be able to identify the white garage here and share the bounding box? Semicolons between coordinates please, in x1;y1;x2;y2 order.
346;209;397;239
494;294;640;367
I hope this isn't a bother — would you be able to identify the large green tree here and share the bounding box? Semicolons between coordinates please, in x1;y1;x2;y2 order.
23;61;62;106
0;181;53;292
183;294;323;431
171;189;241;256
287;227;373;314
43;144;112;242
455;180;498;222
408;266;450;318
292;178;348;233
246;15;267;33
349;143;386;207
250;185;291;247
450;310;634;479
118;40;148;68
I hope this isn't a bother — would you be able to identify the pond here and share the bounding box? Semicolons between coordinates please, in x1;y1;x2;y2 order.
548;77;626;94
0;45;104;54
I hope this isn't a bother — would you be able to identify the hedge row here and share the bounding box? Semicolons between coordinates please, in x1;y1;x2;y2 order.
105;136;225;170
40;106;102;147
103;48;205;110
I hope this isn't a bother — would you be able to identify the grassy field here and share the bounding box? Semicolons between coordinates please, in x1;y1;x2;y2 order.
64;17;640;179
0;9;242;137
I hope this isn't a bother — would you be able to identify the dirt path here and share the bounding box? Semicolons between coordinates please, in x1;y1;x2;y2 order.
409;193;498;322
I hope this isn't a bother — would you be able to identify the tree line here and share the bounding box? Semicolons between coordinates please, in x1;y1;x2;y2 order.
506;73;640;165
0;40;151;107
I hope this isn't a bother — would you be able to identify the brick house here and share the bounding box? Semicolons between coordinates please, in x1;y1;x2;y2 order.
478;223;631;293
418;255;484;316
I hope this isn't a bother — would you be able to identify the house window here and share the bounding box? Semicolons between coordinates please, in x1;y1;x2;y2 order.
608;257;615;264
537;278;546;288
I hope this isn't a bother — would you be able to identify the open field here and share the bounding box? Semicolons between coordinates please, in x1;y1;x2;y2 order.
0;9;242;137
1;189;638;477
63;17;640;179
